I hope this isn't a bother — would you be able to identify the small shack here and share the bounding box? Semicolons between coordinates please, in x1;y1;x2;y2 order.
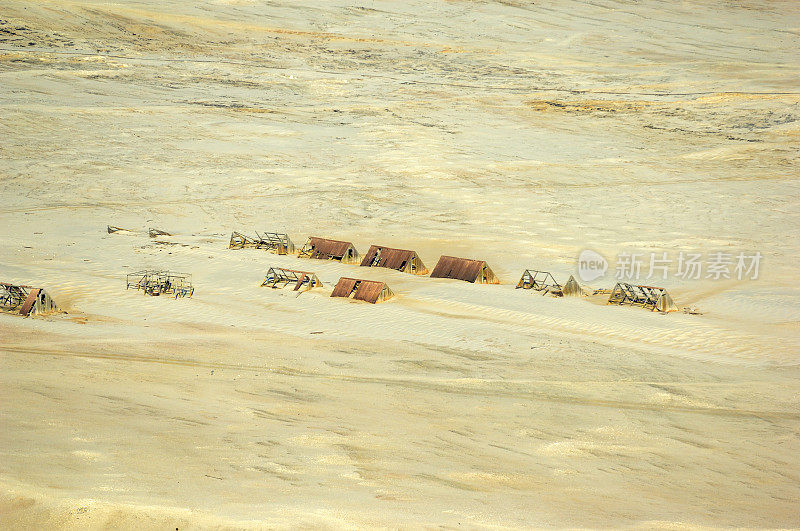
229;231;294;254
0;282;58;316
608;282;677;313
430;256;499;284
360;245;428;275
331;277;393;304
561;275;585;297
516;270;562;295
262;267;321;292
299;237;360;264
126;270;194;298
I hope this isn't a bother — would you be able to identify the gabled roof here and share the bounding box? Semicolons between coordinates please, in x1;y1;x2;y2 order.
360;245;421;270
330;277;393;304
306;237;356;259
562;275;584;297
430;256;493;283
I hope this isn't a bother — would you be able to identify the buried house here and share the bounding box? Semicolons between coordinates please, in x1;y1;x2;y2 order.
430;256;500;284
561;275;586;297
229;231;294;254
516;271;586;297
299;237;360;264
516;270;562;295
126;270;194;298
360;245;428;275
262;267;321;292
607;282;678;313
331;277;393;304
148;228;172;238
0;282;58;316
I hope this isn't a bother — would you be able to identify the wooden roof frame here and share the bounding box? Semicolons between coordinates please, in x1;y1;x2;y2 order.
229;231;294;254
126;270;193;298
608;282;675;312
516;269;562;295
1;282;58;316
262;267;321;291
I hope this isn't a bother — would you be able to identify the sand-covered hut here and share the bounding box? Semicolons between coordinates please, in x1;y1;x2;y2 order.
299;237;360;264
561;275;585;297
516;270;561;294
331;277;393;304
0;282;58;316
262;267;321;292
430;256;499;284
360;245;428;275
655;290;678;313
608;282;678;313
229;231;294;254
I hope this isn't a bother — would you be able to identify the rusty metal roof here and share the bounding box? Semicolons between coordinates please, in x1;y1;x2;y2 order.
360;245;420;270
331;277;392;304
430;256;489;283
19;288;41;316
330;277;358;297
307;237;355;259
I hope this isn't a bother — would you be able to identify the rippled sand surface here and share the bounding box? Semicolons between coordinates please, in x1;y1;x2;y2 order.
1;0;799;527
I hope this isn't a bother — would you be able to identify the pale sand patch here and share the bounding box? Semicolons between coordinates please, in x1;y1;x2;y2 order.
1;0;799;527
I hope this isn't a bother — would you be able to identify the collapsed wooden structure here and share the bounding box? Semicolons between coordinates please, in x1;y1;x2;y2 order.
607;282;677;313
0;282;58;316
262;267;321;292
149;228;171;238
126;270;194;298
229;231;294;254
299;237;360;264
360;245;428;275
330;277;393;304
430;256;499;284
516;270;562;295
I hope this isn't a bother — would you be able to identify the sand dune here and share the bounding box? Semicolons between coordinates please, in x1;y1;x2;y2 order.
1;0;799;527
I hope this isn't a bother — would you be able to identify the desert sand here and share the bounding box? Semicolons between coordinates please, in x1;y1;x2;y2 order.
1;0;799;528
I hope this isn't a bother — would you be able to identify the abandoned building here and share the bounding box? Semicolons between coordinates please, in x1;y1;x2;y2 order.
561;275;585;297
148;228;171;238
607;282;677;313
262;267;321;292
0;282;58;316
516;270;562;295
430;256;500;284
229;231;295;254
126;270;194;298
360;245;428;275
299;237;360;264
330;277;393;304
